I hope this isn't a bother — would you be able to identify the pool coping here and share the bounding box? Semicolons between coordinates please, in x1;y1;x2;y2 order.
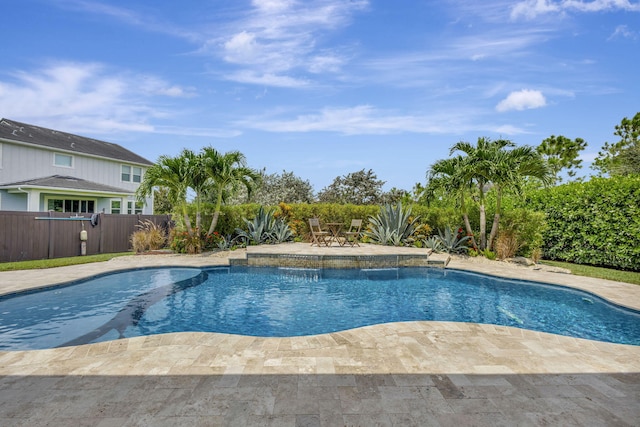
1;243;639;426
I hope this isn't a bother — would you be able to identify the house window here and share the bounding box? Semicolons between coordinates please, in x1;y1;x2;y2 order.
54;153;73;168
111;200;121;214
121;165;131;182
121;165;142;183
127;201;143;214
47;198;95;213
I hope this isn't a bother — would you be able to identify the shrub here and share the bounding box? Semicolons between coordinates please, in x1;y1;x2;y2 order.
498;208;546;258
169;229;202;254
495;230;520;260
482;249;497;260
130;230;148;253
130;219;167;253
526;176;640;271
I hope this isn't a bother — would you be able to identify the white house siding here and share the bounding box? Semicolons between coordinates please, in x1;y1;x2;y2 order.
0;142;153;214
0;190;27;211
0;142;146;190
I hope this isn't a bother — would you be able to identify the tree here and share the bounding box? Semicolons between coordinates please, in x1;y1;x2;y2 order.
317;169;385;204
425;137;552;251
153;187;173;214
136;149;199;237
200;147;261;236
230;169;315;205
425;155;478;249
536;135;587;183
593;112;640;176
487;145;552;250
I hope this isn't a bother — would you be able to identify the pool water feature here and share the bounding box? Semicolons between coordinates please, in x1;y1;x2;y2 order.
1;266;639;350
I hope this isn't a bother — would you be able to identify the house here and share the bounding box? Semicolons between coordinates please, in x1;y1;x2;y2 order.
0;118;154;214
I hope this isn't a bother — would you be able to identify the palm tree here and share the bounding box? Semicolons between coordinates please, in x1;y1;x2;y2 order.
487;145;552;250
425;155;478;250
448;137;514;250
427;137;552;252
136;149;199;237
200;147;261;236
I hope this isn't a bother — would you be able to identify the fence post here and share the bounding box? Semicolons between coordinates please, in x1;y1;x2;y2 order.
98;213;104;254
47;211;55;259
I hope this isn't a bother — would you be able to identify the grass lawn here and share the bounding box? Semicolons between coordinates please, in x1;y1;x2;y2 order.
541;260;640;286
0;253;133;272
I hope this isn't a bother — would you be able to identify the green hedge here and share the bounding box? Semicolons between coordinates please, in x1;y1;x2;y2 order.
526;176;640;271
197;203;461;242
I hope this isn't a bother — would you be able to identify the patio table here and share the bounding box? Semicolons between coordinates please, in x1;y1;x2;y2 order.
325;222;345;246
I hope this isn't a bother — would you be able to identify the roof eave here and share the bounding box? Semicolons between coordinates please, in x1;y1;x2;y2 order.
0;137;154;167
2;184;133;197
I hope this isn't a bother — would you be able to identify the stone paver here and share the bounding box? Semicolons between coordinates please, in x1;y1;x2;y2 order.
0;243;639;426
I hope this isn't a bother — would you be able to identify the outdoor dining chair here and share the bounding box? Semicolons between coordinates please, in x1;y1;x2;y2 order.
343;219;363;247
309;218;330;246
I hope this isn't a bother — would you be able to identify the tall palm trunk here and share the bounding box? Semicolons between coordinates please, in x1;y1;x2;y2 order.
488;187;502;251
460;196;478;250
479;205;486;250
206;189;224;236
478;183;487;250
194;194;202;233
181;203;194;237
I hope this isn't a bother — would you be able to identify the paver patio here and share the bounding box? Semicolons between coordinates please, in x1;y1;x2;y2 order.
0;243;638;426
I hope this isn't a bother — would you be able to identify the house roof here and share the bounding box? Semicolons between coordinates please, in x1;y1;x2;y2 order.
0;175;132;195
0;118;153;166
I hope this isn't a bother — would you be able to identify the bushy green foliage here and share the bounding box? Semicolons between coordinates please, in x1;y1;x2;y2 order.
498;208;546;258
526;176;640;271
410;205;459;233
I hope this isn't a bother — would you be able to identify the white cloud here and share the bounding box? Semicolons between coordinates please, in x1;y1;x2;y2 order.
224;71;310;88
511;0;640;20
252;0;294;12
214;0;368;86
55;0;200;41
223;31;259;64
493;124;529;134
0;62;203;134
496;89;547;112
608;24;638;40
236;105;489;135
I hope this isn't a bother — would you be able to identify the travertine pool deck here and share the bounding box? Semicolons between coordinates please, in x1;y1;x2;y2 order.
0;243;639;426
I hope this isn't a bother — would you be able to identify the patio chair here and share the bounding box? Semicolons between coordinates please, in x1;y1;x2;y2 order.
309;218;330;246
343;219;363;247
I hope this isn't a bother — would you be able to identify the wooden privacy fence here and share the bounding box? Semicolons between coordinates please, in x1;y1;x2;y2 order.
0;211;173;262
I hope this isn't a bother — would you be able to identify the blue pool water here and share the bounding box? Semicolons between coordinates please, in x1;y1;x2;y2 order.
1;266;639;350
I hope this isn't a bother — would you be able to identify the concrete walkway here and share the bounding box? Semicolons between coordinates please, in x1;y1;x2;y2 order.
0;243;639;426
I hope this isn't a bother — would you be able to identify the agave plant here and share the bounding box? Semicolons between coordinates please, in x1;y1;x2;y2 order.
235;206;275;245
235;206;293;245
422;236;444;252
215;234;237;250
436;227;471;254
271;219;294;243
365;202;422;246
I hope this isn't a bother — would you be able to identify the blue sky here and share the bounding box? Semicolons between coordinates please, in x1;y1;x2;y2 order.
2;0;639;192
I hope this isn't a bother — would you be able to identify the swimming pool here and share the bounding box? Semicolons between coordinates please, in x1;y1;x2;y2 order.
1;266;639;350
